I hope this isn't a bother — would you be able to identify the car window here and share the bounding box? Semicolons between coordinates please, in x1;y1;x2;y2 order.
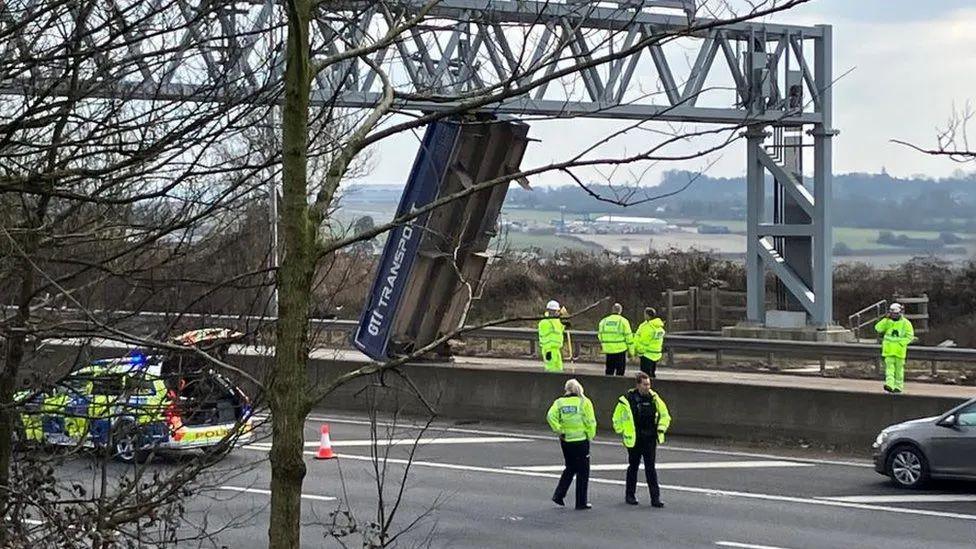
60;376;91;398
957;403;976;427
91;375;125;396
126;377;158;396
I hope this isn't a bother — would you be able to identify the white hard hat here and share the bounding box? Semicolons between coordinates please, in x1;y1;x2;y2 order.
889;303;903;313
546;300;561;311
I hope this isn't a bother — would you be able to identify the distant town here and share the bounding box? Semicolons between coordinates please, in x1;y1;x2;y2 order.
340;169;976;266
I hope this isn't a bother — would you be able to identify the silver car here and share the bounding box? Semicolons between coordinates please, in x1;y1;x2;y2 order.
873;397;976;488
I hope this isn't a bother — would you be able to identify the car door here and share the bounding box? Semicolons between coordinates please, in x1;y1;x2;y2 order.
40;378;89;446
928;402;976;477
953;404;976;477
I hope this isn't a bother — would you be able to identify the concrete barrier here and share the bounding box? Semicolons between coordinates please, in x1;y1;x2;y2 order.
309;361;965;447
26;343;969;448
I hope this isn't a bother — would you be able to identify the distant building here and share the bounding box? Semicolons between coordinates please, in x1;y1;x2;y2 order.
589;215;671;234
594;215;668;226
698;224;731;235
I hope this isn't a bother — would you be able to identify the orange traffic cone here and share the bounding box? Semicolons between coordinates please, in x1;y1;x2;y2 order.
315;424;336;460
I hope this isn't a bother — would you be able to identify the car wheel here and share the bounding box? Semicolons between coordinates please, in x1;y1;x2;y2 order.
113;421;150;464
886;444;929;488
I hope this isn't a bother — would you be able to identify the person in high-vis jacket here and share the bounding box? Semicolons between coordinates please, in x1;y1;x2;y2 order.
547;378;596;510
612;372;671;507
875;302;914;393
598;302;634;376
634;307;666;378
538;300;566;372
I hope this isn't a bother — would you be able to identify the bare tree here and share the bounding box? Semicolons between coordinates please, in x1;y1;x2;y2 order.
893;103;976;162
0;0;285;545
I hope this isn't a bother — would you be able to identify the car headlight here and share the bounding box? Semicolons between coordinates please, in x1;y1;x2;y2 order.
874;431;890;447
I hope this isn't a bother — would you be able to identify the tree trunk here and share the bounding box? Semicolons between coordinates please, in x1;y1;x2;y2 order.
0;332;24;542
268;1;314;548
0;259;34;541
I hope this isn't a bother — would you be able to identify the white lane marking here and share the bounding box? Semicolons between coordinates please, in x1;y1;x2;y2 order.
716;542;793;549
657;446;871;469
291;413;873;468
246;436;530;450
241;446;976;522
509;460;814;472
323;436;530;447
217;485;336;502
820;494;976;504
19;519;43;525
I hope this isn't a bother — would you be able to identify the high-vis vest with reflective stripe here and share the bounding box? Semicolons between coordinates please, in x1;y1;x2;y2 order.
134;379;169;424
635;318;666;361
874;316;914;359
546;395;596;442
538;317;565;349
598;314;633;354
611;390;671;448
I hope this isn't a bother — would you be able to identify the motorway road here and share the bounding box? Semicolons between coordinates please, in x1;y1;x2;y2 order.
25;412;976;548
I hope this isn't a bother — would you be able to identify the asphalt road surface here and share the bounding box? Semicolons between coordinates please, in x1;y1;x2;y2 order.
24;412;976;548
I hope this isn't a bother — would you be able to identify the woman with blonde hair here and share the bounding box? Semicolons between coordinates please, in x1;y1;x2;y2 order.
546;378;597;509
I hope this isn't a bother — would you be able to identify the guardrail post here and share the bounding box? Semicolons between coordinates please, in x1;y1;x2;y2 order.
875;356;882;376
715;350;723;366
486;337;493;352
930;360;938;376
690;286;699;331
819;357;827;376
710;287;719;331
665;290;674;327
529;339;536;356
766;353;774;368
920;293;929;333
666;348;674;367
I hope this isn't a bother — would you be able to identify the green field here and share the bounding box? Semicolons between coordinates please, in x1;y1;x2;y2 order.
491;232;600;252
695;219;973;250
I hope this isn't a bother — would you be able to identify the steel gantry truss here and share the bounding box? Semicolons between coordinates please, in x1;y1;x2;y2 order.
0;0;836;327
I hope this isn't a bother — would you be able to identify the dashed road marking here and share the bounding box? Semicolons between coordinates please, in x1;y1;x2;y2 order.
246;436;530;450
510;460;814;472
218;485;336;502
820;494;976;504
716;541;793;549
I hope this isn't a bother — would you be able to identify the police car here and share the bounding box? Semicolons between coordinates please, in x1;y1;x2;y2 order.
15;329;254;463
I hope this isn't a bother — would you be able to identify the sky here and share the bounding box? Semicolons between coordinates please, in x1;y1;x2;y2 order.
355;0;976;187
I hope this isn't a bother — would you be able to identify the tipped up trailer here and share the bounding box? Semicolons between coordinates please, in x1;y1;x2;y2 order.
354;116;531;361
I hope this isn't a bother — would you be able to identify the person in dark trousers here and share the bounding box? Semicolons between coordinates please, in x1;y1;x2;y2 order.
612;372;672;507
598;302;634;376
546;378;597;510
634;307;666;378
